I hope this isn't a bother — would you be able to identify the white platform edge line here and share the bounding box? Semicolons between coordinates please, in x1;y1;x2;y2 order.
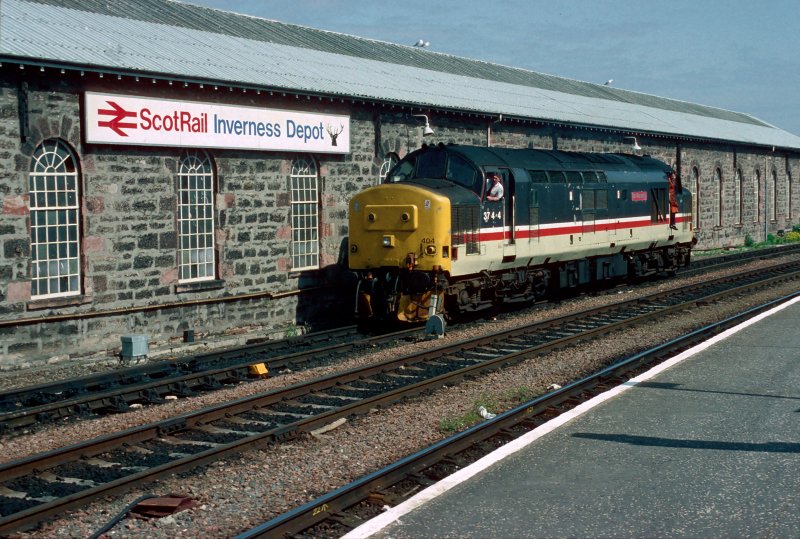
342;295;800;539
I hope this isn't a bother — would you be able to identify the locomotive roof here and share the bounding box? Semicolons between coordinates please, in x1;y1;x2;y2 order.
440;145;672;175
3;0;800;149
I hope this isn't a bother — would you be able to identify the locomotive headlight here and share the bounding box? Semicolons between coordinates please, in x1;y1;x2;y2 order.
350;243;358;253
425;245;437;255
382;235;395;247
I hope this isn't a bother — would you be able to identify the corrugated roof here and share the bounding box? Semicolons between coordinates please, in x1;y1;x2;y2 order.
2;0;800;149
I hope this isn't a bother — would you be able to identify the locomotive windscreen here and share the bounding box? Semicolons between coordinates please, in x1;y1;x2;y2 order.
416;150;446;179
387;149;480;195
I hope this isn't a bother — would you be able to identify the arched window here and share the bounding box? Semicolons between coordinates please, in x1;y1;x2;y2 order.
379;153;399;184
290;157;319;270
788;171;793;220
715;168;723;227
178;150;216;282
29;139;81;299
754;170;761;223
734;168;743;225
691;167;700;230
771;169;778;220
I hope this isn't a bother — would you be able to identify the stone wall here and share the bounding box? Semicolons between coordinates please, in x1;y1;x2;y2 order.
0;73;798;367
0;78;370;365
682;144;797;247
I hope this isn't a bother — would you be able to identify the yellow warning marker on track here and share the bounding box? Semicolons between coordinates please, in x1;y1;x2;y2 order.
249;363;269;377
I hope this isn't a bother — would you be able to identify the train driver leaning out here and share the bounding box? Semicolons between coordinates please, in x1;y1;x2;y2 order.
486;173;504;201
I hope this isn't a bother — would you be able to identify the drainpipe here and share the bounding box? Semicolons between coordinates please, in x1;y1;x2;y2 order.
487;114;503;147
787;154;792;221
765;150;770;241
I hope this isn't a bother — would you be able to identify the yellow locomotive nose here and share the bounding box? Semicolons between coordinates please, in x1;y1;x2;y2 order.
363;204;418;230
348;184;450;272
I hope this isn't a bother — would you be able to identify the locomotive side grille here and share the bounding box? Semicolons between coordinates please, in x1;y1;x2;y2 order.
452;205;480;255
530;206;539;227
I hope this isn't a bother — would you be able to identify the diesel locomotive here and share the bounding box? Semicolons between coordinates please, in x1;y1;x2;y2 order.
348;144;693;323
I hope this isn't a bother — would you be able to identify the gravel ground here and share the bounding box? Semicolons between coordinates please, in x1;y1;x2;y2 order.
4;255;800;539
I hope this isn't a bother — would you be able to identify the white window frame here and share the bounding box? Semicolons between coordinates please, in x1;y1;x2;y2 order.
29;139;81;299
378;153;399;184
290;157;319;271
178;150;216;283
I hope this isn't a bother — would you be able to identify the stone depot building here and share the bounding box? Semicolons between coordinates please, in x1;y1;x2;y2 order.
1;0;800;366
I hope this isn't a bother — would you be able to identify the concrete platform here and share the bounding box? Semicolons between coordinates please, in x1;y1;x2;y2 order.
345;295;800;538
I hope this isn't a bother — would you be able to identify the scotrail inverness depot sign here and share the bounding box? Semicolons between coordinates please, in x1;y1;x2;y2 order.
85;92;350;154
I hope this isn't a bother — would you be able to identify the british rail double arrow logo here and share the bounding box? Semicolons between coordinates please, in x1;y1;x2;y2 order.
97;100;137;136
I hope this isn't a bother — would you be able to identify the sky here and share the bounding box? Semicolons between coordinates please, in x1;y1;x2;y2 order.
187;0;800;136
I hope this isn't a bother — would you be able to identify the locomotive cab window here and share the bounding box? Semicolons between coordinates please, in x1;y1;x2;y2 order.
387;150;479;192
386;156;416;183
416;149;447;179
446;153;478;190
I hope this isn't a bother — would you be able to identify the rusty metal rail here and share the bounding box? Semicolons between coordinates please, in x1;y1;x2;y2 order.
3;244;797;434
0;325;419;433
236;291;800;538
1;260;799;535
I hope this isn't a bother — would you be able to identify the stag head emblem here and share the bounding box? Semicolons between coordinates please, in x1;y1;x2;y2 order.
326;123;344;146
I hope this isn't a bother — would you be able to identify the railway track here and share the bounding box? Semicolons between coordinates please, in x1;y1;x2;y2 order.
0;325;417;433
236;291;800;538
2;244;798;435
1;259;799;535
681;243;800;275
